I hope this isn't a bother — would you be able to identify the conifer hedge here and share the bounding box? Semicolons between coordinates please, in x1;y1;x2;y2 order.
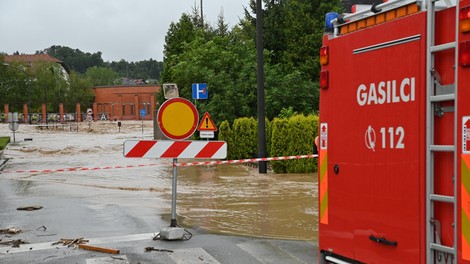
218;114;319;173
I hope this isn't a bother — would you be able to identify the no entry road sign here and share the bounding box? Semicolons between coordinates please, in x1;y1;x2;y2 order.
157;98;198;140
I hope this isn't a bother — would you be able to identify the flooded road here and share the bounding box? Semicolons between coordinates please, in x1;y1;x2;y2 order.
0;121;318;242
177;165;318;241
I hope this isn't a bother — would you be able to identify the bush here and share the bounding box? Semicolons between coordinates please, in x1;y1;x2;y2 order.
270;117;290;172
218;120;233;159
230;117;258;159
217;114;319;173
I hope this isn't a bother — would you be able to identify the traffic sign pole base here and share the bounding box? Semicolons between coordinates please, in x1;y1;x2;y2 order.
159;227;185;240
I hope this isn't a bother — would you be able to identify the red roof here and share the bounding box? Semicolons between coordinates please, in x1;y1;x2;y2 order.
4;54;63;64
4;54;69;73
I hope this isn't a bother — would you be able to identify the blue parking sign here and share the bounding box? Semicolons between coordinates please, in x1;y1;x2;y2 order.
192;83;208;99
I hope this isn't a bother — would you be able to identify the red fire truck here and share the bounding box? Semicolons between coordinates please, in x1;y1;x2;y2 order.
318;0;470;263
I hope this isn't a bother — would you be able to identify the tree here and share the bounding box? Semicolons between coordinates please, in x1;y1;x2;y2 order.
40;45;105;74
0;58;94;113
85;66;117;86
29;61;69;113
242;0;342;112
0;62;30;112
164;23;260;124
161;13;197;85
214;12;230;36
67;71;94;111
160;0;343;123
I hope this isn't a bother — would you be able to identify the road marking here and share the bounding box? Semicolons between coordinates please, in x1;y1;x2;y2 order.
171;247;221;264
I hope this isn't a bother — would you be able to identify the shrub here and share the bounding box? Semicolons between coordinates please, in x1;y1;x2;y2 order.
218;120;233;159
229;117;258;160
217;114;319;173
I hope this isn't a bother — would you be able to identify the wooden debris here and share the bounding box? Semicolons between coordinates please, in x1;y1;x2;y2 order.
52;238;89;247
78;244;120;254
8;227;21;234
0;239;28;248
0;227;21;234
144;246;173;253
37;233;57;237
17;205;43;211
36;225;47;231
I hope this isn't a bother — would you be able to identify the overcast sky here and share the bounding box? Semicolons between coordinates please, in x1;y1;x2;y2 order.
0;0;249;62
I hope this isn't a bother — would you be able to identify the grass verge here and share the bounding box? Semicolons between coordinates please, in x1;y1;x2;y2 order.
0;136;10;150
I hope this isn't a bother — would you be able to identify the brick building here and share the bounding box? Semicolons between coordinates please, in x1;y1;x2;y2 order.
92;85;160;121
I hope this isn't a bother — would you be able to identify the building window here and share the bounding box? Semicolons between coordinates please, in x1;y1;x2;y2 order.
122;104;125;116
130;104;135;115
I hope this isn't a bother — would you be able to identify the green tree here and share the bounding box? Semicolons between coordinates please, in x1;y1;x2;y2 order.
161;0;342;124
67;71;94;111
0;58;94;114
243;0;342;112
40;45;105;74
0;62;31;112
30;61;69;113
161;13;197;85
85;66;117;86
165;27;259;124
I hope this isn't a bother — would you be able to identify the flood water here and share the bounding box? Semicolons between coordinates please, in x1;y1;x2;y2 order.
177;164;318;241
0;121;318;242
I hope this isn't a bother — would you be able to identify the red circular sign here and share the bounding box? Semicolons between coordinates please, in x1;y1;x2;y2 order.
157;98;198;140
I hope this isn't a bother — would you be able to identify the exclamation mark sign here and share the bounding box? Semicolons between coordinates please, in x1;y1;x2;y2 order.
205;117;209;128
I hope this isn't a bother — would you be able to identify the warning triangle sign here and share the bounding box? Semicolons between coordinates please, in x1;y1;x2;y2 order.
198;112;217;131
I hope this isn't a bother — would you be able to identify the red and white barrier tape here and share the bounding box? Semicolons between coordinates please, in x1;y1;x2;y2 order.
0;154;318;174
175;154;318;167
0;163;164;174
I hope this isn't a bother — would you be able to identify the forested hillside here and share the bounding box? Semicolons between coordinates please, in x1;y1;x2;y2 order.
39;45;163;83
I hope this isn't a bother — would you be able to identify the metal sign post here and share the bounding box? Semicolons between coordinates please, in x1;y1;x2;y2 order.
160;158;184;240
8;112;19;143
124;140;227;240
171;158;178;227
140;109;146;134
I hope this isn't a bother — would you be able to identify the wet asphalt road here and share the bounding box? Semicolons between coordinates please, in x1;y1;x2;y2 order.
0;174;318;264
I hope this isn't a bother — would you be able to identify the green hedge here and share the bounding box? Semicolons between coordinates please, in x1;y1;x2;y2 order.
218;114;318;173
0;136;10;150
218;120;233;159
230;117;258;159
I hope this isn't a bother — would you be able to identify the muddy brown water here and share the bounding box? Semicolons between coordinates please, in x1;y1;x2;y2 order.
176;164;318;241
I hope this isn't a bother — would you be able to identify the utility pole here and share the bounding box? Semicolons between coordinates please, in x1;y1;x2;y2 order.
256;0;267;173
200;0;204;28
